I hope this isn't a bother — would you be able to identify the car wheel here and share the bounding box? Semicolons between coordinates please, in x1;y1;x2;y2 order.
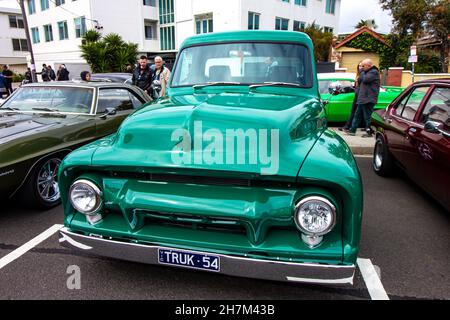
19;157;62;209
373;135;395;177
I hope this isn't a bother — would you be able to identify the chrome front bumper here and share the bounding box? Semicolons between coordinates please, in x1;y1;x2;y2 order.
59;227;355;285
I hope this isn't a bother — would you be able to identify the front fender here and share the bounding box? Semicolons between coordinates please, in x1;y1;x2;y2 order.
297;130;363;263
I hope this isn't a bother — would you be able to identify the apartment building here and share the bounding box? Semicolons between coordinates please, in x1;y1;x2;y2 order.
24;0;340;75
0;5;29;74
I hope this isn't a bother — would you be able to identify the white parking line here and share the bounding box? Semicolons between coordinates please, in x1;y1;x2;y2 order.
357;258;390;300
0;224;63;270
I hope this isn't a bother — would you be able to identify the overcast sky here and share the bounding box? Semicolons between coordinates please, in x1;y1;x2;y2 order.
339;0;393;34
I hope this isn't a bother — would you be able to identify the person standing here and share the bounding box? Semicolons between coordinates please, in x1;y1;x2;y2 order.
47;65;56;81
2;65;14;96
57;64;70;81
153;56;171;98
339;62;363;132
346;59;381;138
0;72;7;98
132;56;153;94
25;67;33;83
40;64;50;82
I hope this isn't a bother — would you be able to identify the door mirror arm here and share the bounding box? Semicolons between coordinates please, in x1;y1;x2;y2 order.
424;121;450;138
99;107;117;120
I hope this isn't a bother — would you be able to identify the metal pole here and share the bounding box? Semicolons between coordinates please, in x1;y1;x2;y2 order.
19;0;38;83
412;62;415;83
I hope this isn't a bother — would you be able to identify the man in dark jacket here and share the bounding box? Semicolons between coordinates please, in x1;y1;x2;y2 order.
41;64;50;82
2;65;14;96
347;59;380;138
47;65;56;81
132;56;153;94
57;64;70;81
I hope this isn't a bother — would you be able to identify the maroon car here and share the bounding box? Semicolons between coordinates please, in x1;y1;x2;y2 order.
371;79;450;211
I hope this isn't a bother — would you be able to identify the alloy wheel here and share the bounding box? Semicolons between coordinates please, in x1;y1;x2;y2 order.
36;158;61;203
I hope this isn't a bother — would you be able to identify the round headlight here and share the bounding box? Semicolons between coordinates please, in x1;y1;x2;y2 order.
294;196;336;236
69;179;102;215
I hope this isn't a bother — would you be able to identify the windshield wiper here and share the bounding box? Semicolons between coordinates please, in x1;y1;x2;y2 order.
193;82;242;90
0;107;20;111
32;107;59;112
249;82;304;90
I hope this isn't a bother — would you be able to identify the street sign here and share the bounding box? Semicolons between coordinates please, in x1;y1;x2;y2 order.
410;46;417;56
408;55;418;63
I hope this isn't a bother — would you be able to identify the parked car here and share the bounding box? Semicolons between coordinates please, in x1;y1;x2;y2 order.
318;73;404;122
58;31;363;285
0;82;151;209
371;78;450;211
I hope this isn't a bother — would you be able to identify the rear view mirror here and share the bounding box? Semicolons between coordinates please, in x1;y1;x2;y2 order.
340;86;355;94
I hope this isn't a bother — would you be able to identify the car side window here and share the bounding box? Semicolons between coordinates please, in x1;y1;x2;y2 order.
397;86;429;121
129;91;144;109
97;88;134;114
420;87;450;131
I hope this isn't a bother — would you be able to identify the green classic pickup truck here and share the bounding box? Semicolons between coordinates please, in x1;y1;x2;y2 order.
58;31;363;285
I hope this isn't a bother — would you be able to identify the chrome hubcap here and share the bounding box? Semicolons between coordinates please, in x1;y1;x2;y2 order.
374;142;383;170
37;158;61;203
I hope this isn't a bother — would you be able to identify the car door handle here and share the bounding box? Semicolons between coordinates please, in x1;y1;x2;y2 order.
408;127;417;134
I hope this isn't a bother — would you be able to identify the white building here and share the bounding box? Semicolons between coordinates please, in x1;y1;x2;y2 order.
0;5;29;75
24;0;340;76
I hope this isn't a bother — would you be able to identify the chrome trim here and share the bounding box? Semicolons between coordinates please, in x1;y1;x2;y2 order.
69;179;103;216
294;196;337;236
59;227;355;285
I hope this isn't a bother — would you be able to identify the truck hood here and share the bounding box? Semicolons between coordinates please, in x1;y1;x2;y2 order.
91;92;326;181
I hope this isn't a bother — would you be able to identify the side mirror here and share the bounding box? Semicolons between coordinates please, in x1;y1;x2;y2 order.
424;121;450;138
100;107;117;119
341;86;355;94
328;87;339;95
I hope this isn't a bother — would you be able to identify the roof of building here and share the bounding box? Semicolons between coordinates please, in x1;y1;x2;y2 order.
334;26;389;50
0;6;21;14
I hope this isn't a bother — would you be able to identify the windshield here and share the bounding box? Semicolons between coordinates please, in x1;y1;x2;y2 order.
171;42;313;88
0;86;94;113
318;80;354;94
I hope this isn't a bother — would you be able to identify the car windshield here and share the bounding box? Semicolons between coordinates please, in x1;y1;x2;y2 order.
171;42;313;88
0;86;94;113
318;80;354;94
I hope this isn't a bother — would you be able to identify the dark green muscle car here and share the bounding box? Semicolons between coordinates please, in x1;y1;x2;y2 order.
0;82;151;209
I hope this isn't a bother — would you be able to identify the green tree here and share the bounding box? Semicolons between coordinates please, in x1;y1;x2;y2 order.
80;31;138;73
355;19;378;29
379;0;430;37
427;1;450;72
379;0;449;72
303;22;333;62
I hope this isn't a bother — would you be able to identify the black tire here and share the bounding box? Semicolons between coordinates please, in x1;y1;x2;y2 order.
373;135;395;177
17;156;63;209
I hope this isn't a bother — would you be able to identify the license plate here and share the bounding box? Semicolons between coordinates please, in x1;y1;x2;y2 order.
158;248;220;272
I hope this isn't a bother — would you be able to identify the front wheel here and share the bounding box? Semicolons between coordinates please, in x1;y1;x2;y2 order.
18;157;62;209
373;136;395;177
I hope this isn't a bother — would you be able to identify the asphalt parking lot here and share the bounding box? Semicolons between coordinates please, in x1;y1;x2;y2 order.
0;157;448;300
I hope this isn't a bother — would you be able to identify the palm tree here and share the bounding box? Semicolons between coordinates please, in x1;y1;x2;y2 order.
80;31;138;73
355;19;378;29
